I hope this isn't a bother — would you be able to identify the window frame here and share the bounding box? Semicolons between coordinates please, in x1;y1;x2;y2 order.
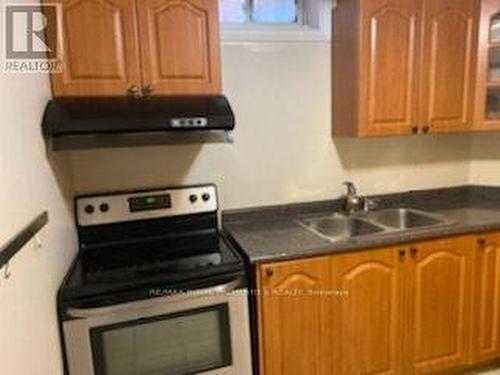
220;0;334;43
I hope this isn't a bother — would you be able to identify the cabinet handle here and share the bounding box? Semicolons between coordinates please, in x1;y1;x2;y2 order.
127;85;140;96
410;247;418;258
422;125;430;134
398;248;406;259
265;268;274;277
478;238;486;247
142;84;154;96
411;126;419;135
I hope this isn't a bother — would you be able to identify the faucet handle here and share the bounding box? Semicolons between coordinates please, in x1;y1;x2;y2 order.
363;198;380;211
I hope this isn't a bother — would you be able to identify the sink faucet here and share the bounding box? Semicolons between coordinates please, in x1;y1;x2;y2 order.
342;181;364;214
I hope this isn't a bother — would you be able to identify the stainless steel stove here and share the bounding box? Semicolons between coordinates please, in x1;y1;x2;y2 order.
58;184;252;375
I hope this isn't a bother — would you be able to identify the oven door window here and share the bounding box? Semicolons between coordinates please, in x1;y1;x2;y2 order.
90;304;232;375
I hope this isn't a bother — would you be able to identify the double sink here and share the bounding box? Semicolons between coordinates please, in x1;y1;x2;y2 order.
298;208;455;243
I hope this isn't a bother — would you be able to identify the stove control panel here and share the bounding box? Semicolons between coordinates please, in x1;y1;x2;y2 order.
76;185;218;226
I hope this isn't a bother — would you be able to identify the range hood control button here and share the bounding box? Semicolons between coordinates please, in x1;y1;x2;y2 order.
202;193;210;202
100;203;110;212
85;205;95;214
171;117;208;128
189;194;198;203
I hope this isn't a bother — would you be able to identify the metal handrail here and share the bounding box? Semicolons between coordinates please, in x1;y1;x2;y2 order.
0;211;49;272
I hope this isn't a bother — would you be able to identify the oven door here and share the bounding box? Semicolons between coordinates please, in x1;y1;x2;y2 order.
62;278;252;375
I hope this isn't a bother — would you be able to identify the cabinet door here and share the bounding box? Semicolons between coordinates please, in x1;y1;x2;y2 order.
48;0;141;96
137;0;221;95
419;0;478;133
330;247;404;375
359;0;422;136
406;236;474;374
470;233;500;363
473;0;500;130
258;257;331;375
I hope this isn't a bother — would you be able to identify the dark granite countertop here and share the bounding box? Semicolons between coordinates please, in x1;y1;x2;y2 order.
222;186;500;264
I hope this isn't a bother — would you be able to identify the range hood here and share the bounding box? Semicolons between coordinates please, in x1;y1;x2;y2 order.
42;95;235;150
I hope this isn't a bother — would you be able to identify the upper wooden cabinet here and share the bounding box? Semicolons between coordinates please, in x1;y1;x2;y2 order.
470;233;500;363
137;0;221;95
334;0;422;137
420;0;477;134
258;257;331;375
47;0;221;96
48;0;141;96
333;0;479;137
474;0;500;130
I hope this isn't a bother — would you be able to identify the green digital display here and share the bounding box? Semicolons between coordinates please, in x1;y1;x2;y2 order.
128;194;171;212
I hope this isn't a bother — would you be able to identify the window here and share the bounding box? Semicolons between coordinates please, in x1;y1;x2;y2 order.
220;0;299;24
219;0;333;42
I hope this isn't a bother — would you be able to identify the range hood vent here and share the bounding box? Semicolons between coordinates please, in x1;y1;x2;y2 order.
42;95;235;150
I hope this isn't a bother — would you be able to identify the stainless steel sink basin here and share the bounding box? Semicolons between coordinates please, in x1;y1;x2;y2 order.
363;208;448;230
298;214;385;242
298;208;454;243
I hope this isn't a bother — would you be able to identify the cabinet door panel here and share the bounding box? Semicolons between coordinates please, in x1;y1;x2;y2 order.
420;0;478;133
48;0;141;96
407;236;474;373
331;248;404;375
473;0;500;130
359;0;421;136
258;257;331;375
471;233;500;363
137;0;221;95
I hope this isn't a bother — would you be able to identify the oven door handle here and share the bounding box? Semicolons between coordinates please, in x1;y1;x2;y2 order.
66;278;244;319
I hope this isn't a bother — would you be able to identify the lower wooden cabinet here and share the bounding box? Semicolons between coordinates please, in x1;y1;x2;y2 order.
256;233;500;375
330;247;404;375
258;257;331;375
405;237;474;374
470;233;500;363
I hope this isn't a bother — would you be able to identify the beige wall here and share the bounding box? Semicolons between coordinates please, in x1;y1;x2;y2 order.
0;2;77;372
0;29;497;375
469;133;500;186
69;43;472;209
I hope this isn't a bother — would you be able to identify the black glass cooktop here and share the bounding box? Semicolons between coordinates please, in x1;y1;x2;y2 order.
82;231;226;281
59;212;245;308
59;234;243;306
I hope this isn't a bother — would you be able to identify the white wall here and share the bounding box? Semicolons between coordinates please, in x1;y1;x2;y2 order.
0;2;77;372
69;43;472;209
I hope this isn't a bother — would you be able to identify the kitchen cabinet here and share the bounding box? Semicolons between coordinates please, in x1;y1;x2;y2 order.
257;235;478;375
330;247;404;375
334;0;422;137
137;0;221;95
333;0;479;137
257;257;331;375
405;237;474;374
470;233;500;363
419;0;477;134
474;0;500;130
46;0;221;97
47;0;141;96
